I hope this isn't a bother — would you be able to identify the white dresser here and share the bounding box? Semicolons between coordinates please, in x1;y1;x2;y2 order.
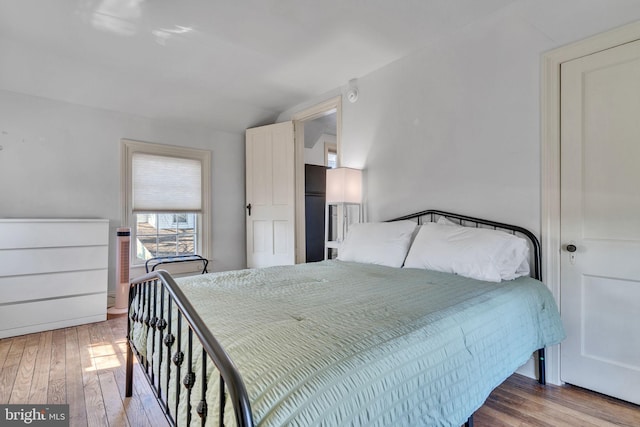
0;219;109;338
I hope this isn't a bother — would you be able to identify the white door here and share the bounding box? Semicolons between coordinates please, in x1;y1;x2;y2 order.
246;121;295;268
560;39;640;404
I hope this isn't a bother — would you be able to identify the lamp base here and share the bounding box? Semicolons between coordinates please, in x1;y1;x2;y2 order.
107;306;129;315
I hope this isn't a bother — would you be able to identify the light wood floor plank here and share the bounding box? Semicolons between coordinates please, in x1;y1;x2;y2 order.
111;318;169;426
473;404;527;427
65;327;87;427
8;333;40;404
27;330;52;404
98;371;130;427
0;336;25;403
134;381;171;427
77;324;108;427
87;322;133;427
0;338;13;370
107;318;169;426
47;329;67;404
47;328;67;404
100;320;154;427
483;397;555;427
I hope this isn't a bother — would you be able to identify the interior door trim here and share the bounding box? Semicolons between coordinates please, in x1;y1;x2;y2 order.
540;20;640;386
292;96;343;264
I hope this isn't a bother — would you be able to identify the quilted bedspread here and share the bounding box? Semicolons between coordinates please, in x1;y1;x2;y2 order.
132;260;564;426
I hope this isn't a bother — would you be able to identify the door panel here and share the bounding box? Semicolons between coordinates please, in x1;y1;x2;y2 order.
273;221;290;254
560;39;640;404
246;122;295;268
582;276;640;369
252;220;268;253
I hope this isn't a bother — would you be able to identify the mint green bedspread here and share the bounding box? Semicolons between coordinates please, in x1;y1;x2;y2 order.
133;260;564;426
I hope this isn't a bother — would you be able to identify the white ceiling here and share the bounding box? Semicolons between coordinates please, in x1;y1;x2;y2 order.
0;0;520;132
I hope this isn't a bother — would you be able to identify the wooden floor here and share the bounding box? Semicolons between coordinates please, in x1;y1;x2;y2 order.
0;315;167;427
1;317;638;427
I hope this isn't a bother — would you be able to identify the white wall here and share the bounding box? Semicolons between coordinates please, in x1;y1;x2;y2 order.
0;90;246;293
346;10;547;232
305;133;336;166
279;2;640;237
304;139;325;166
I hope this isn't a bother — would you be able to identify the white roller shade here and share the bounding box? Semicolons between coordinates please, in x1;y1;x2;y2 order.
132;153;202;213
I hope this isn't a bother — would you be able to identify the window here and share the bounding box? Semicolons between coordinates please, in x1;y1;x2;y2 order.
122;140;211;266
325;142;337;168
135;213;197;259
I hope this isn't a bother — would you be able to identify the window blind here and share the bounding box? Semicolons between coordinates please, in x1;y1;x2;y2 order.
132;153;202;213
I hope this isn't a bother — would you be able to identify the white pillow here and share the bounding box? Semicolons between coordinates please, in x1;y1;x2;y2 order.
435;218;530;279
403;222;530;282
338;220;417;268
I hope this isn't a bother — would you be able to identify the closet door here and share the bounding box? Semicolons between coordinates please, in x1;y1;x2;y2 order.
245;121;295;268
560;38;640;404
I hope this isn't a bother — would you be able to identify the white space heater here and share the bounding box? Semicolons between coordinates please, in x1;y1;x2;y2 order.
107;227;131;315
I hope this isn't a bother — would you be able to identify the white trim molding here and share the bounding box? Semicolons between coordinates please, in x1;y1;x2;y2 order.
541;20;640;386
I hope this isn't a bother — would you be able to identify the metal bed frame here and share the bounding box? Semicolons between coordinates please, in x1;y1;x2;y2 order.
125;210;547;427
390;210;546;427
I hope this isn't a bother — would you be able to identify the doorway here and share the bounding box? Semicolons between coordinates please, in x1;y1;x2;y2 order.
292;96;342;264
302;114;337;262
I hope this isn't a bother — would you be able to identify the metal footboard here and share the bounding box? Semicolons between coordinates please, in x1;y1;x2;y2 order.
125;270;254;427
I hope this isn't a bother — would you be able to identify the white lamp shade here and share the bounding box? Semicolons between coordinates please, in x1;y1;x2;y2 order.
326;167;362;204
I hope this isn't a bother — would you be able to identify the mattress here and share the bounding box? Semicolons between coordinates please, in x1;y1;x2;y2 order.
131;260;565;426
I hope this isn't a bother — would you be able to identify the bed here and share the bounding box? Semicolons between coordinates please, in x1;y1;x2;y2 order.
125;210;565;426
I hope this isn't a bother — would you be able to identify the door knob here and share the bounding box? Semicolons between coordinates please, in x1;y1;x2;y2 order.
246;203;252;216
566;244;577;252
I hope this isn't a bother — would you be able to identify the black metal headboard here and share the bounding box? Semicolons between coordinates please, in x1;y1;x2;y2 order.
389;210;542;281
